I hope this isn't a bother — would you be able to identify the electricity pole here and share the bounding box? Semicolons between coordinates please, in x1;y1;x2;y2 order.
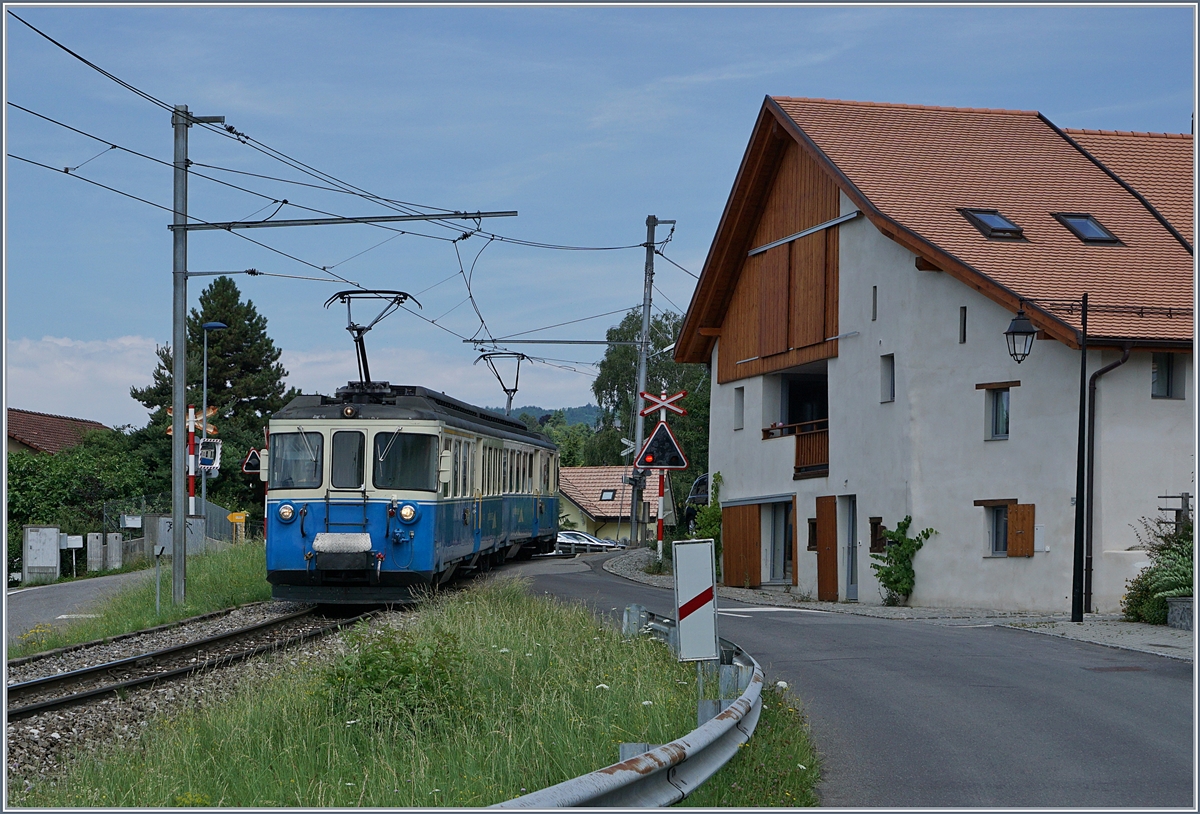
172;105;225;605
168;107;515;604
632;215;674;548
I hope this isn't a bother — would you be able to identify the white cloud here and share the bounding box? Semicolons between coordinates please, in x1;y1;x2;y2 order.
6;336;160;428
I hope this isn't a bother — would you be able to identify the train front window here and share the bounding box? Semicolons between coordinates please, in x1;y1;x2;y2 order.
373;433;438;491
269;432;324;489
331;431;365;489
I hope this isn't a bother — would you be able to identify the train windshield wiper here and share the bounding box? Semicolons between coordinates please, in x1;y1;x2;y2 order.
295;427;318;462
379;427;403;461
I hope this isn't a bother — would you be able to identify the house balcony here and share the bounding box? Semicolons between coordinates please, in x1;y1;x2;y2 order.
762;419;829;479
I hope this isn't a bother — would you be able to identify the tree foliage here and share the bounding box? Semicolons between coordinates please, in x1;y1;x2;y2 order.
128;276;296;518
6;430;152;575
587;309;710;503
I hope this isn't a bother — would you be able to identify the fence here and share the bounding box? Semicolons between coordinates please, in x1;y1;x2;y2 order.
102;493;235;544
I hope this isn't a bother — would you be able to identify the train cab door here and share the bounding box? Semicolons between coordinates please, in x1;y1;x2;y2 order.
473;489;483;549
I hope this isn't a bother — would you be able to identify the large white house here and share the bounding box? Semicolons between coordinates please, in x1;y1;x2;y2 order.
676;97;1193;613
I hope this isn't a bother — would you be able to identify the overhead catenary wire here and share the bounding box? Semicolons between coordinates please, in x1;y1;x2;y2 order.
9;13;653;385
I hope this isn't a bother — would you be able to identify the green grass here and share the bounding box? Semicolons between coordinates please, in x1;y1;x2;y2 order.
12;577;820;807
9;540;271;659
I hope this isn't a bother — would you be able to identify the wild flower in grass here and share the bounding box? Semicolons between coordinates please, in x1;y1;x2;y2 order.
595;684;609;690
797;764;807;771
642;700;653;706
345;720;359;726
499;648;510;653
775;681;788;690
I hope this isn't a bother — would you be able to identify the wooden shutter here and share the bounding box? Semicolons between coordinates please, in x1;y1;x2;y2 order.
789;232;825;349
758;245;789;358
1007;503;1035;557
721;504;761;588
816;495;838;601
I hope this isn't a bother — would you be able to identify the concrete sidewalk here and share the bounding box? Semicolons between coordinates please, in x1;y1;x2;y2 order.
603;548;1194;662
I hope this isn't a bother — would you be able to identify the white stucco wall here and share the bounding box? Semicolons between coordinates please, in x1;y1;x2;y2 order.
708;191;1194;612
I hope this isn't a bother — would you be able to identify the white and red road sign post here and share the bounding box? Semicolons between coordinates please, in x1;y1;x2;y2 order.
672;538;719;661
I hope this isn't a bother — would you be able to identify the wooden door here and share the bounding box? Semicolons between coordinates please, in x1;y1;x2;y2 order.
816;495;838;601
721;504;761;588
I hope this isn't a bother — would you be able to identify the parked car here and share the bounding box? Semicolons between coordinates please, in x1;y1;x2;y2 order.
555;530;622;554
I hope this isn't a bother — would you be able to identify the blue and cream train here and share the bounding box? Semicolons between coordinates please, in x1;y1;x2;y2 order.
263;381;559;603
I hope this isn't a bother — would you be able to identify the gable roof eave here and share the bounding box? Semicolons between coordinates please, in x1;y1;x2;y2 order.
762;97;1086;350
676;98;795;364
559;491;598;523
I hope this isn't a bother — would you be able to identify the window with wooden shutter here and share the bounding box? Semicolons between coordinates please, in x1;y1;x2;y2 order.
759;245;789;358
1007;503;1035;557
807;517;817;551
869;517;886;552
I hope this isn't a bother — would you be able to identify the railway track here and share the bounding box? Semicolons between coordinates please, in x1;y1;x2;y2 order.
7;607;377;722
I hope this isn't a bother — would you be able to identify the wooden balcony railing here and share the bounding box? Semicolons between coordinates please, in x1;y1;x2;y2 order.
793;429;829;479
761;418;828;440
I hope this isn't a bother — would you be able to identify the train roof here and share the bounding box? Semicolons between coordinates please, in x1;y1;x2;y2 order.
272;382;557;450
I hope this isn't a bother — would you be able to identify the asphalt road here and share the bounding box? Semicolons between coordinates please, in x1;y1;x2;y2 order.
511;554;1195;808
5;569;153;648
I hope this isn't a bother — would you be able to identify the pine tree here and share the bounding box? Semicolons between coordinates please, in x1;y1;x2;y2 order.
129;276;296;516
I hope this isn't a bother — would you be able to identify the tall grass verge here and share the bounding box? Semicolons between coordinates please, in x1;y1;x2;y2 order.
13;576;819;807
9;540;271;658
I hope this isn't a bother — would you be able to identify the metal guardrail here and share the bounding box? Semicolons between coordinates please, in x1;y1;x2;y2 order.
493;607;764;808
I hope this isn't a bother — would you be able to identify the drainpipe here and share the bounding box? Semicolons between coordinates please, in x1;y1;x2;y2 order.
1084;343;1132;613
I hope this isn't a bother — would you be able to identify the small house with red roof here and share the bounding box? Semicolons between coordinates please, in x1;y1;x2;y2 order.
7;408;109;455
558;466;675;542
676;97;1192;612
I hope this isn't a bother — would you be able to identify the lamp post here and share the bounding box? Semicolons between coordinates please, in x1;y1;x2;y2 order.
1005;294;1088;622
201;322;228;524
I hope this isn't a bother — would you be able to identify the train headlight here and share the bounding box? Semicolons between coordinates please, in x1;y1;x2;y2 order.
277;503;296;522
399;504;417;523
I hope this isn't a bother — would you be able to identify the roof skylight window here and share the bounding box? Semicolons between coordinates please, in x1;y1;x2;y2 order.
599;489;616;501
1053;213;1121;245
960;208;1025;240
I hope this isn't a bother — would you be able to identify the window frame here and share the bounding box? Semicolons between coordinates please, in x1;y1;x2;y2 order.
989;388;1010;440
1152;352;1183;399
1052;212;1121;245
868;517;886;553
990;505;1009;556
959;208;1026;240
330;430;366;490
880;354;895;403
733;386;745;431
372;431;439;492
267;431;325;491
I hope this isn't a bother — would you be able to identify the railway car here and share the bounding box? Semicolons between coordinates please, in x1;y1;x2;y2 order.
262;381;559;603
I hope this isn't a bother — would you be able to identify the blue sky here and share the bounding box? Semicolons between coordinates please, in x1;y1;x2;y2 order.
4;4;1194;427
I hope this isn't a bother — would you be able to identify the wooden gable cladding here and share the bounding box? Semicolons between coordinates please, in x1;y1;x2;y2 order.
716;140;841;384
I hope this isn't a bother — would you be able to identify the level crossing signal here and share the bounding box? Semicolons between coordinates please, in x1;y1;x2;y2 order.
639;390;687;417
634;421;689;470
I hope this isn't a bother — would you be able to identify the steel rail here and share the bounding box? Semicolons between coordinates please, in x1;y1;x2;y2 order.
493;609;764;808
7;610;375;722
7;607;316;698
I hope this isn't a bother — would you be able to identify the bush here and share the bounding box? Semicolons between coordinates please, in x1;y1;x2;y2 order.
869;516;935;606
1122;517;1193;624
324;619;466;725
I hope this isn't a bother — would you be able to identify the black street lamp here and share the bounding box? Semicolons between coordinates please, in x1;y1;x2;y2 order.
1005;294;1088;622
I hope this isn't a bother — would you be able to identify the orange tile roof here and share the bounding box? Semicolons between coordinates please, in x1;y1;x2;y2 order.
559;466;659;522
7;408;109;454
1065;128;1194;245
767;97;1193;342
